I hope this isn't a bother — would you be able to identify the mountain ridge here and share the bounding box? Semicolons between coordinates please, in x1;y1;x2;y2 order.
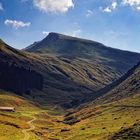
25;32;105;50
25;32;140;54
25;32;140;74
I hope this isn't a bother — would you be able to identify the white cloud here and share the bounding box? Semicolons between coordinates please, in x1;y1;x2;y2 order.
4;19;31;29
86;10;94;17
100;0;140;12
103;1;117;13
103;7;112;12
112;1;117;9
123;0;140;6
0;3;4;11
123;0;140;9
33;0;74;13
42;31;49;35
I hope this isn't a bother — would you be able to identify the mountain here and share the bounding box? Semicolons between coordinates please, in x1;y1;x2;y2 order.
0;34;140;108
25;32;140;74
0;38;119;107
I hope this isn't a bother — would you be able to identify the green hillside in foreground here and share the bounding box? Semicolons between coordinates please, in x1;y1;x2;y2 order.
0;90;140;140
0;90;67;140
60;94;140;140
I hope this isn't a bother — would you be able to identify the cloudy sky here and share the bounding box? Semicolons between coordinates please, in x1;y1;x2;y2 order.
0;0;140;52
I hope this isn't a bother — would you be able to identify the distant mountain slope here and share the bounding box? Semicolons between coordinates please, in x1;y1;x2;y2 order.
25;32;140;74
94;61;140;104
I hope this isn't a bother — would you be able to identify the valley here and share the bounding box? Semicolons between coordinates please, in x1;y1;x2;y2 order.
0;33;140;140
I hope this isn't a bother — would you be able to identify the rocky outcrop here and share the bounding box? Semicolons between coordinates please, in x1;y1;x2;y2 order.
0;61;43;95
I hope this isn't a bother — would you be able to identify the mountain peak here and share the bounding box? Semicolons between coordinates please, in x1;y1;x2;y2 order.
47;32;61;36
45;32;61;41
45;32;89;42
45;32;76;41
25;32;104;55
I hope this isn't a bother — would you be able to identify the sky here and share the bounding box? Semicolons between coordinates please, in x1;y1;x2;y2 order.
0;0;140;52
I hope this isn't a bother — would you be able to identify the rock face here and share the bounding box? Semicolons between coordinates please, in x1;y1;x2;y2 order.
0;61;43;95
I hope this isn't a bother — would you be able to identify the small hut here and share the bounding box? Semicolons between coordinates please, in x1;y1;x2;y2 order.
0;107;15;112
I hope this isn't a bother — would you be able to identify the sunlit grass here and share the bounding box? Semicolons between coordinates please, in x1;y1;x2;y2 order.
0;91;140;140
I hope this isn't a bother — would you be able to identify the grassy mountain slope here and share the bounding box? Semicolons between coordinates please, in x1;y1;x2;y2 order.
93;61;140;104
64;61;140;120
61;61;140;140
110;122;140;140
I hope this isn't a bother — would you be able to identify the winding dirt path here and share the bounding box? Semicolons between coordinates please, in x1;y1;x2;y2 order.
21;116;36;140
